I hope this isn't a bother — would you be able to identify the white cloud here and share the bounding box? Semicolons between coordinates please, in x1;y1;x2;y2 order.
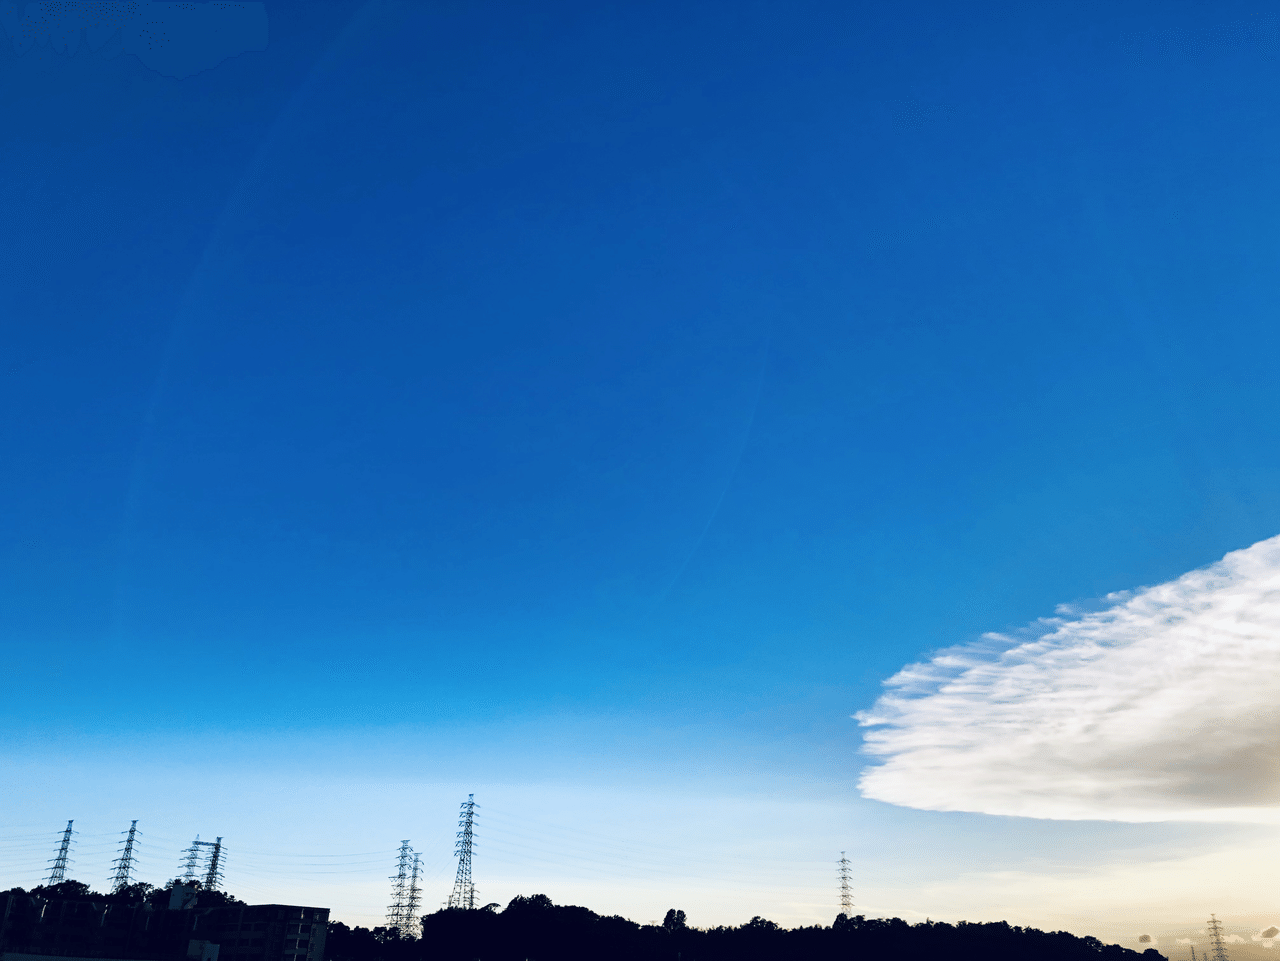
858;534;1280;821
1226;935;1248;943
1176;939;1193;945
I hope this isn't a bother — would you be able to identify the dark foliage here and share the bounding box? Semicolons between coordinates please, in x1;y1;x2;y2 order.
1;878;241;909
28;881;99;899
327;922;419;961
328;895;1169;961
182;885;247;908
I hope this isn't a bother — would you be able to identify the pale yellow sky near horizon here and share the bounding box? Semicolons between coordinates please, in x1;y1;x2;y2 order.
5;749;1280;948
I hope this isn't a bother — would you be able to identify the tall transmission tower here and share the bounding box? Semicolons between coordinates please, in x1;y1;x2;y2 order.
203;838;224;891
838;852;853;917
45;820;76;886
178;835;225;890
1208;915;1231;961
447;795;477;910
405;854;421;935
180;835;204;882
386;841;414;933
110;821;141;893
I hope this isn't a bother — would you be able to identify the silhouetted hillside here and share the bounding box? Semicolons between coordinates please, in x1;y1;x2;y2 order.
326;893;1169;961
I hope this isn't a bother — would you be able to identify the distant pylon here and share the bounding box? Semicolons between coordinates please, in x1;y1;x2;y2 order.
203;838;224;891
838;852;853;917
447;795;477;910
178;834;224;890
180;835;204;882
405;854;421;936
110;821;141;893
386;841;414;933
45;820;75;886
1208;915;1230;961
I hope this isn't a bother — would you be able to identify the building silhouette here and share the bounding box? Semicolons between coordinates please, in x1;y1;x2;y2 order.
0;884;328;961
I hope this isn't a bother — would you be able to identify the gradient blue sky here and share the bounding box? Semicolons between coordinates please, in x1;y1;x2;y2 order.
7;0;1280;941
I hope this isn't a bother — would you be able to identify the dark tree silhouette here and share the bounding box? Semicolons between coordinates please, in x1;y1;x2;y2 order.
332;894;1169;961
29;880;96;899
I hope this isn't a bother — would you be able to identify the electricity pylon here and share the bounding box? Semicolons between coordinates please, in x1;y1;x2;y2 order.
405;853;421;935
386;841;416;934
180;835;204;882
179;835;225;890
838;852;853;917
203;838;224;891
110;821;141;893
1208;915;1230;961
447;795;477;909
45;821;76;885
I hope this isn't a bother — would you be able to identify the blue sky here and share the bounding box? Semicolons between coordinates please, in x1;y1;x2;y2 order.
7;0;1280;941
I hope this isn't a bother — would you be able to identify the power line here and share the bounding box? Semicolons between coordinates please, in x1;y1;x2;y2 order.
110;821;141;893
480;803;811;869
45;820;76;885
4;808;846;923
447;795;477;910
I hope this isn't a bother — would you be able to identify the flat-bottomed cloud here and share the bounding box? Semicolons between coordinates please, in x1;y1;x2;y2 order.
858;535;1280;821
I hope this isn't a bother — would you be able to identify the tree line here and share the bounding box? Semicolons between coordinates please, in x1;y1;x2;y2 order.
329;893;1169;961
1;881;1168;961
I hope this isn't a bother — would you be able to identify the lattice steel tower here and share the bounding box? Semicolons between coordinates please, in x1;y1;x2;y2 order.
405;854;421;933
838;852;853;917
386;841;415;933
203;838;224;891
45;820;75;886
180;835;204;882
110;821;141;893
447;795;477;909
1208;915;1231;961
178;835;225;890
